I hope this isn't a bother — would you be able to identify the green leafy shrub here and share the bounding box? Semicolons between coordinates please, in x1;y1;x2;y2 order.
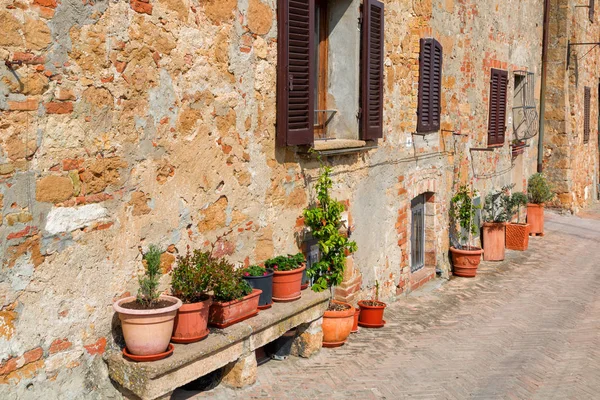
482;186;511;223
449;185;480;250
171;249;214;303
507;191;528;223
242;265;270;277
527;173;555;204
264;253;305;272
303;165;357;292
211;257;252;302
137;245;163;307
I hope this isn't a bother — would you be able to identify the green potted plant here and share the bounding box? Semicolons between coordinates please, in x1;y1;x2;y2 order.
527;173;554;236
481;186;510;261
505;191;530;250
113;245;182;360
303;165;357;347
265;253;306;302
242;264;274;309
208;256;261;328
358;280;386;328
170;249;214;343
449;185;483;277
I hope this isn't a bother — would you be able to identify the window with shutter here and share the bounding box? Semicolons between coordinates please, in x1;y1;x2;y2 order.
584;86;591;143
417;38;443;133
487;68;508;146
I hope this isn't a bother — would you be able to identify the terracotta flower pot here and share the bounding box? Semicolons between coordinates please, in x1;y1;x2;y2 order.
113;295;182;356
450;246;483;277
482;222;506;261
505;223;530;251
171;297;212;343
527;203;545;235
351;308;360;333
272;264;306;302
357;300;386;327
209;289;261;328
322;301;355;348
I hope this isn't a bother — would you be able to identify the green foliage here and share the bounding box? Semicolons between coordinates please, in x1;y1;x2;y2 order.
211;257;253;302
242;265;270;277
264;253;305;272
375;280;380;301
449;185;480;249
171;249;214;304
482;186;511;223
527;173;555;204
303;165;357;292
507;191;528;223
137;245;163;307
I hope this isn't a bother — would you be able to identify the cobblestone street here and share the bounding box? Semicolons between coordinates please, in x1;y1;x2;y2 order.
178;209;600;399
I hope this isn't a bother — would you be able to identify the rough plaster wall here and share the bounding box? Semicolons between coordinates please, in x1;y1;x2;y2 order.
0;0;545;396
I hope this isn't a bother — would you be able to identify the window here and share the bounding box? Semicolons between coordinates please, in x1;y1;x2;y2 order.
411;195;425;273
417;38;443;133
487;68;508;146
512;71;538;140
276;0;385;147
584;86;591;143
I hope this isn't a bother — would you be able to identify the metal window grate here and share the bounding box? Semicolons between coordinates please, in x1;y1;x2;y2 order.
512;71;539;140
411;195;425;273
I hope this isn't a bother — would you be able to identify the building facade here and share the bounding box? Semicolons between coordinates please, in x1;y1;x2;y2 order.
0;0;595;397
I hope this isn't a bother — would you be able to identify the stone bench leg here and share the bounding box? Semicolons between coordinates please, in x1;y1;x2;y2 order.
221;351;257;388
291;317;323;358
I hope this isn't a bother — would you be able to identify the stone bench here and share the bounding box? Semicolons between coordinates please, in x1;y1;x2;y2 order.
105;290;330;400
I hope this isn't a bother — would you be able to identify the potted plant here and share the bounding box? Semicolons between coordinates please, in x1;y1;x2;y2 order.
265;253;306;302
170;249;214;343
505;191;530;251
242;264;274;309
358;280;386;328
511;139;527;157
208;256;261;328
449;185;484;277
303;165;357;347
481;186;510;261
527;173;554;236
113;245;182;360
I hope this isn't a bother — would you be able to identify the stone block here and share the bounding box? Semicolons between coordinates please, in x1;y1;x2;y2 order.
221;352;257;388
290;318;323;358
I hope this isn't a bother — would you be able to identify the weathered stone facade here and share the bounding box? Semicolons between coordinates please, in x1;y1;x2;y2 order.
0;0;573;397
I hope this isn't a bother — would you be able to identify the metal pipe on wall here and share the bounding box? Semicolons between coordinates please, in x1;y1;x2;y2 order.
537;0;551;173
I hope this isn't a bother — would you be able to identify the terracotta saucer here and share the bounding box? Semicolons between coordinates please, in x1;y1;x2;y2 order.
258;303;273;310
123;343;174;362
357;319;386;329
171;329;209;344
322;340;346;348
301;283;309;290
272;293;301;302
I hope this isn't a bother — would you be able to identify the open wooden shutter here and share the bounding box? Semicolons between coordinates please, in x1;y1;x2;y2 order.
276;0;314;146
584;86;591;143
487;68;508;146
417;38;443;133
360;0;384;140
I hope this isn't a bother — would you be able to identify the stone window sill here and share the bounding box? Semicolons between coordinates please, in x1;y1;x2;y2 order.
299;139;378;156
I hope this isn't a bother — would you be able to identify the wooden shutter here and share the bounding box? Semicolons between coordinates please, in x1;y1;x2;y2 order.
590;0;595;22
487;68;508;146
276;0;314;146
584;86;591;143
417;38;443;133
360;0;384;140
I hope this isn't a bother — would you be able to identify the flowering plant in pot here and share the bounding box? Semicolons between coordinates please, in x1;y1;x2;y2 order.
113;245;182;360
208;256;261;328
527;173;554;236
241;265;274;309
265;253;306;302
170;249;214;343
303;164;357;347
481;186;510;261
449;185;483;277
505;191;530;251
358;280;386;328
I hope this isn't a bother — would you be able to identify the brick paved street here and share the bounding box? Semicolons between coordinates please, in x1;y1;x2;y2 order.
177;209;600;399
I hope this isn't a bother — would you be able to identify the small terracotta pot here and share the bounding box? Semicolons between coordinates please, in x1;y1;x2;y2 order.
171;297;212;343
482;222;506;261
322;301;355;347
450;246;483;277
209;289;261;328
357;300;386;326
272;264;306;302
113;295;182;356
505;223;530;251
351;308;360;333
527;203;545;235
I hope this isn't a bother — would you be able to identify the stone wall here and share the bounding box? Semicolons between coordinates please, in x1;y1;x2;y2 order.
0;0;544;397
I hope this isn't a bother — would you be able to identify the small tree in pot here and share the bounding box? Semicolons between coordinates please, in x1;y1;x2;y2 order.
358;280;386;328
449;185;483;277
527;173;554;236
505;191;530;251
303;165;357;347
481;186;510;261
113;245;182;360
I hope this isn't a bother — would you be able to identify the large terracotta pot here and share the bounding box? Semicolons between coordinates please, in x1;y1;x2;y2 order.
272;264;306;302
357;300;387;327
506;223;530;251
482;222;506;261
322;301;355;348
527;203;545;235
113;295;182;356
209;289;261;328
450;246;483;277
351;308;360;333
171;297;212;343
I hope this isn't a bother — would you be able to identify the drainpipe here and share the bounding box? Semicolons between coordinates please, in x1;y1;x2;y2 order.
537;0;551;173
